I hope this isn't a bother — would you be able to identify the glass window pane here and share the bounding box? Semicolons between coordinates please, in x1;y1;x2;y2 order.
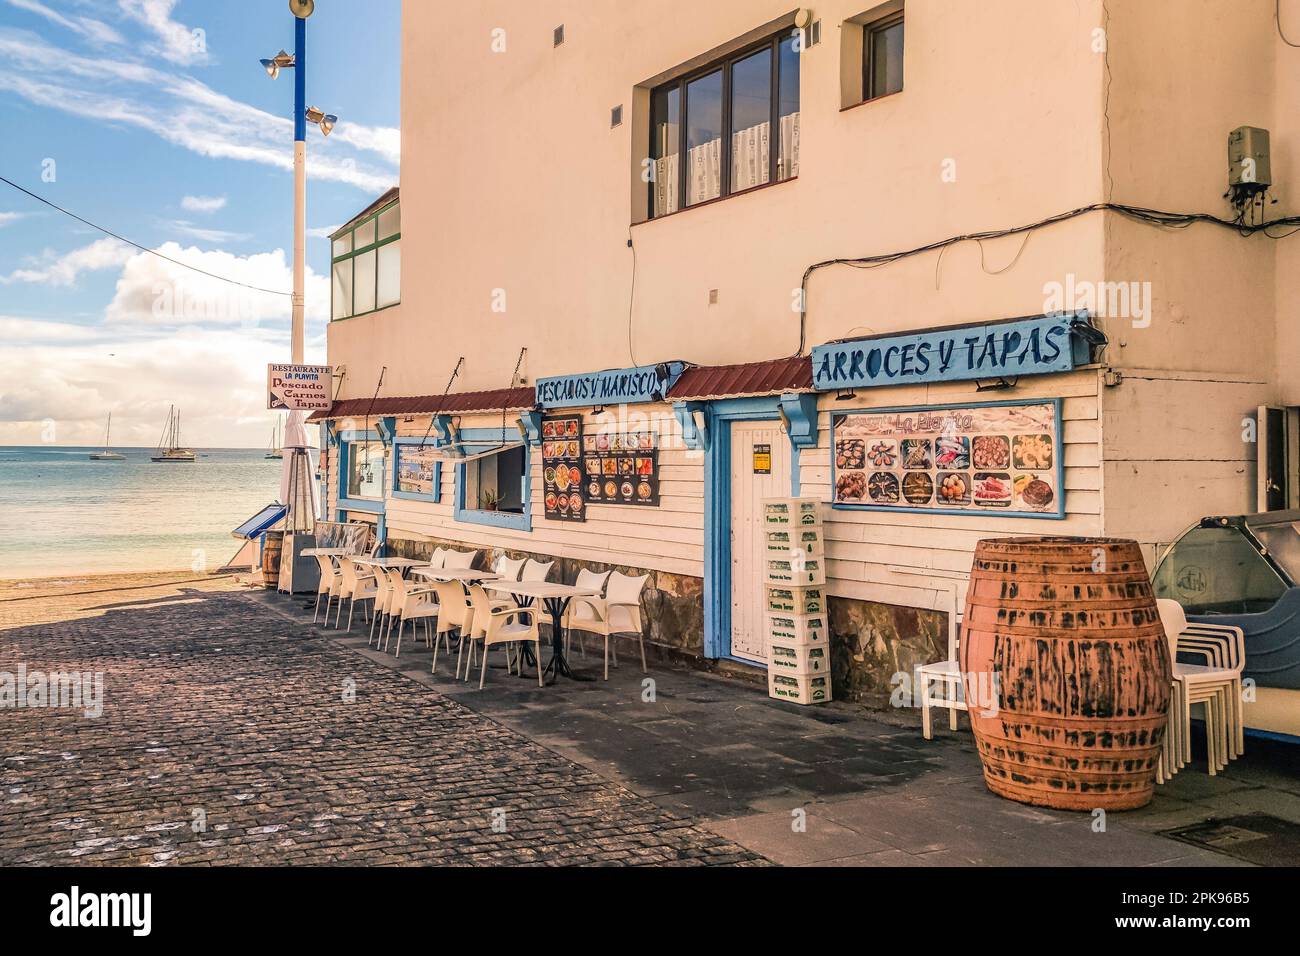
377;240;400;309
332;232;352;257
649;85;681;217
347;443;386;499
354;218;377;249
730;48;771;191
377;203;401;240
1152;526;1287;615
331;258;353;320
685;69;722;205
354;249;377;314
870;19;904;99
777;32;800;182
1252;520;1300;582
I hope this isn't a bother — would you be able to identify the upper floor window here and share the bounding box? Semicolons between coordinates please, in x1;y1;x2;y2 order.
648;30;800;219
863;11;904;101
331;199;400;320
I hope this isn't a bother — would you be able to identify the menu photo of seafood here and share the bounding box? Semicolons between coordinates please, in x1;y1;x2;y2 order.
541;416;586;522
583;430;660;506
831;401;1062;516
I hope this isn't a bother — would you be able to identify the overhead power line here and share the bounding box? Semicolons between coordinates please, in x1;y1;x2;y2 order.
0;175;292;296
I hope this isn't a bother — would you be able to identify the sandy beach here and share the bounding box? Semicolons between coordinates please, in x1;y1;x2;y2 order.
0;570;244;630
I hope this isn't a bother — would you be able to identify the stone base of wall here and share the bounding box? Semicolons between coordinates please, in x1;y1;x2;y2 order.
386;536;706;660
828;597;949;709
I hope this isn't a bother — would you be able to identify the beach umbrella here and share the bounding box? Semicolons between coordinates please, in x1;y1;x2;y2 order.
279;409;317;533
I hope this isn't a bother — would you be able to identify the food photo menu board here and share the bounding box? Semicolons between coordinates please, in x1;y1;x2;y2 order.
582;429;660;507
541;416;586;522
831;400;1064;518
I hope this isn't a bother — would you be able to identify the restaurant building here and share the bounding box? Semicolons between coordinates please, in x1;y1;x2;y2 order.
311;1;1300;707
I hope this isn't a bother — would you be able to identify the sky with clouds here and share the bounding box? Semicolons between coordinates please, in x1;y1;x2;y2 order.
0;0;400;448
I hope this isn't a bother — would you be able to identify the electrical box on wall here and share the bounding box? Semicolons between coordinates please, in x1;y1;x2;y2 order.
1228;126;1271;187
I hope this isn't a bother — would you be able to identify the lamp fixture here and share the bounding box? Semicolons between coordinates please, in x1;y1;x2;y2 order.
305;106;337;137
259;49;295;79
592;405;606;416
289;0;316;17
835;389;857;402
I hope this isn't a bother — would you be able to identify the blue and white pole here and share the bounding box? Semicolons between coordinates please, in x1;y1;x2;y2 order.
291;13;307;365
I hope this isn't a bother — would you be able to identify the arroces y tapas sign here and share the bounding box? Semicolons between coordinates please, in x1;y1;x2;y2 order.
812;314;1088;391
536;362;685;409
267;364;333;411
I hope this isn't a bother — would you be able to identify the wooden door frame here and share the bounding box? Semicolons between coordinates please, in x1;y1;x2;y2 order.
702;396;809;662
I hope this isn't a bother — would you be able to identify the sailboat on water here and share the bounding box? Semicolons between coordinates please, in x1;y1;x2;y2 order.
88;413;126;461
265;419;283;460
151;405;196;463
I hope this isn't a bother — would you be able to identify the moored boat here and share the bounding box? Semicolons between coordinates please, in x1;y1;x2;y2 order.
151;406;196;463
88;413;126;461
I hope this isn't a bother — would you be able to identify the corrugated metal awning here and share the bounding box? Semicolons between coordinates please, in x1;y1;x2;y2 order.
307;386;535;423
668;356;813;401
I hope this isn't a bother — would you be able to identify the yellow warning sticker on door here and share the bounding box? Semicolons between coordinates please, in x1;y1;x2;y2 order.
753;444;772;474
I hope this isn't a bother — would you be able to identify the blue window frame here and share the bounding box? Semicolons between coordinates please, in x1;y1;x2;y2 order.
453;427;532;532
336;429;387;516
391;437;443;503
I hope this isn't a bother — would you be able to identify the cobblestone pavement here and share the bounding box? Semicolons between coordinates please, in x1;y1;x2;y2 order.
0;585;763;866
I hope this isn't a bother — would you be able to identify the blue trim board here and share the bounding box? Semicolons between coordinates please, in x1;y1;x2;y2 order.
828;396;1066;520
702;396;799;662
453;427;532;532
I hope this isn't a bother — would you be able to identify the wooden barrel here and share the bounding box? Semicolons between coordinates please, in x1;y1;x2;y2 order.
262;531;284;590
959;537;1170;811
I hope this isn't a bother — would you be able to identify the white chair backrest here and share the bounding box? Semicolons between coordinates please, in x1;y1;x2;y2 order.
1155;599;1188;664
313;554;337;580
384;567;407;603
607;571;648;606
522;559;554;582
574;567;611;593
429;547;449;569
495;555;527;581
432;579;470;627
444;549;477;570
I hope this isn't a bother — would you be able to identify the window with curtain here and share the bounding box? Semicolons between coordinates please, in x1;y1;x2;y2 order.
647;29;800;219
346;442;388;499
331;199;400;320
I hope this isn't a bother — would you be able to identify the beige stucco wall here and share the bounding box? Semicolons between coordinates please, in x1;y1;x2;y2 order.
331;0;1108;400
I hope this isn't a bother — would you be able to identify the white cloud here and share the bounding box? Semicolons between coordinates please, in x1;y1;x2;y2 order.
3;0;125;46
0;315;103;342
116;0;208;66
180;195;226;214
0;211;25;228
167;220;251;244
0;29;399;193
1;237;133;286
308;224;340;240
333;122;401;167
104;241;328;330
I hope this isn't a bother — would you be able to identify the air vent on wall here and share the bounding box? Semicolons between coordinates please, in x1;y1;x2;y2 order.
611;104;623;128
554;24;564;46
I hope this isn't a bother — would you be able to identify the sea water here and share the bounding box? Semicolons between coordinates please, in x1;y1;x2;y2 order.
0;446;289;578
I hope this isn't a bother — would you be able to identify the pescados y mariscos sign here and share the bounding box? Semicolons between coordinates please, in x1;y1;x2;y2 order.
536;362;685;409
812;314;1085;390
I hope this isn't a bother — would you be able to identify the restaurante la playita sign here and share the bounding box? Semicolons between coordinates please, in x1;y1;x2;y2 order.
267;364;333;412
811;313;1092;391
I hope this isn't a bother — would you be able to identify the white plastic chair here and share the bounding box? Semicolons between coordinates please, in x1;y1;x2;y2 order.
464;584;543;689
386;570;440;658
443;549;478;570
918;622;967;740
427;578;471;675
429;547;449;569
521;559;554;582
1155;599;1244;779
312;554;341;624
563;571;647;680
368;566;398;646
494;554;527;581
335;558;378;630
562;568;612;658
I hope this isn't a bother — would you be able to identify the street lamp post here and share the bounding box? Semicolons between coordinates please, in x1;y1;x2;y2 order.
260;0;338;588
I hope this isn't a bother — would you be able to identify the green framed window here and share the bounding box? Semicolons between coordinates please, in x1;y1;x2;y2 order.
331;200;401;320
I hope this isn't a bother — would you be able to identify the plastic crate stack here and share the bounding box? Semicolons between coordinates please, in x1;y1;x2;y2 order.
762;497;831;705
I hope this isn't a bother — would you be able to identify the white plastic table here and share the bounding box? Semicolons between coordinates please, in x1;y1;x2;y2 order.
411;567;501;583
482;581;601;683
